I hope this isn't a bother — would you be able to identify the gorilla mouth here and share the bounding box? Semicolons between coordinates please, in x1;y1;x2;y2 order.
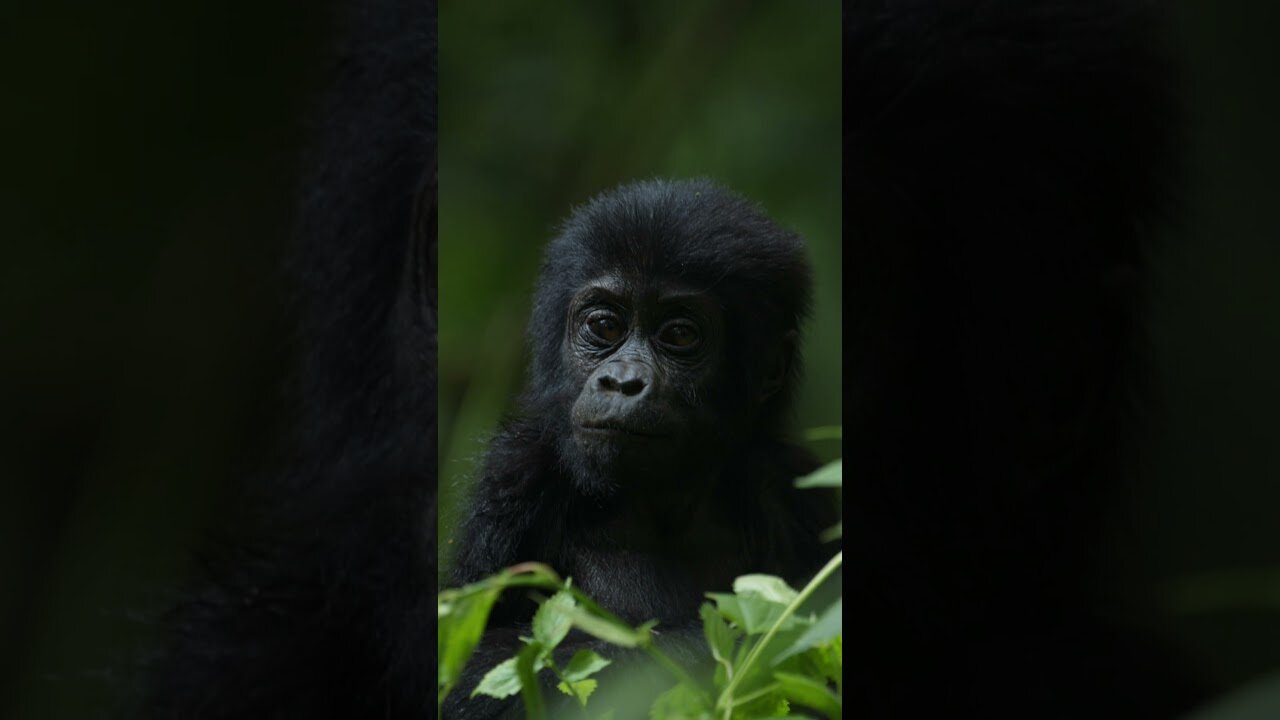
578;422;669;438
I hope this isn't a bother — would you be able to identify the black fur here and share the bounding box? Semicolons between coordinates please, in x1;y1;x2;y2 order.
444;179;838;719
140;0;437;716
847;1;1200;716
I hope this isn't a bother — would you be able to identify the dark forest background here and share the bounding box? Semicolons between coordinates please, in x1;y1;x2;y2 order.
2;2;1279;718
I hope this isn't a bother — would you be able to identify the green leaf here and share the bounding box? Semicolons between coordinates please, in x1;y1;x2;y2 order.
565;604;645;647
556;678;599;706
795;459;842;488
815;637;842;687
736;690;791;717
773;598;842;665
472;656;523;699
733;574;799;604
700;602;739;670
776;640;843;692
437;562;567;705
773;671;841;718
437;585;501;698
562;648;612;681
707;593;804;634
734;634;756;665
533;589;575;649
648;682;712;719
735;623;814;687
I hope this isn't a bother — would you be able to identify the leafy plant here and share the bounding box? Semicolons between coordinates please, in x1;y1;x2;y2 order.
437;449;843;719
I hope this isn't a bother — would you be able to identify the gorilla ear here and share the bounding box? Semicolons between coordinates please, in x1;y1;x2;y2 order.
756;329;798;402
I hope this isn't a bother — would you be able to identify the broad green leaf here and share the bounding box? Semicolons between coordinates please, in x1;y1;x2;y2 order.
700;602;739;669
437;586;501;695
565;604;645;647
776;638;843;692
816;637;842;687
733;574;799;604
707;593;804;634
773;598;842;665
556;678;599;706
472;656;523;699
733;623;814;688
648;682;712;719
437;562;566;703
733;634;755;671
533;590;575;649
773;671;840;718
562;648;612;681
795;459;842;488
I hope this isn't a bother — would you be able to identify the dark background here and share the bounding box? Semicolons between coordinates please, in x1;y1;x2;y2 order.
2;2;1279;718
0;2;332;717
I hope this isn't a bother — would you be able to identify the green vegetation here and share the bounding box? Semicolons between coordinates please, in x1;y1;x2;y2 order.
438;459;843;719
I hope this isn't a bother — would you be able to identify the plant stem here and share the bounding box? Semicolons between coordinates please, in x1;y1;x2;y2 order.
729;682;781;709
715;551;843;715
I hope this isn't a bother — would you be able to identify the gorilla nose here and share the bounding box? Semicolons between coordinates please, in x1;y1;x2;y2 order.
597;364;648;396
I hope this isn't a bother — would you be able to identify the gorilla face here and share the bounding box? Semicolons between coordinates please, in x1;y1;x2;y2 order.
564;273;726;489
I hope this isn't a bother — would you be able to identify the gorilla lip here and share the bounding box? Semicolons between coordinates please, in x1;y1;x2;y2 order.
577;422;668;438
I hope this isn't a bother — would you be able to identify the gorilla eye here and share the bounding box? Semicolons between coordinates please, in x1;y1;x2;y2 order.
658;321;700;349
585;311;624;343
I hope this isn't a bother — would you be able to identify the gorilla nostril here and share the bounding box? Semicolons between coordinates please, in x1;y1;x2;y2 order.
597;373;646;396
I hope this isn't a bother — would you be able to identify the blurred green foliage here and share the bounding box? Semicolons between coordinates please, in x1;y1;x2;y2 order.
437;0;843;563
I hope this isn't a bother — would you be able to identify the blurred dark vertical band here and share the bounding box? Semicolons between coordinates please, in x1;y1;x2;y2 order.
845;0;1202;716
139;0;438;717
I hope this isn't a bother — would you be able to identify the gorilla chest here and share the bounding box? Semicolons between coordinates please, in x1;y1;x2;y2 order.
560;510;744;624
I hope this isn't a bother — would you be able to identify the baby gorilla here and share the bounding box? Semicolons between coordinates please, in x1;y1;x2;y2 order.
446;178;835;718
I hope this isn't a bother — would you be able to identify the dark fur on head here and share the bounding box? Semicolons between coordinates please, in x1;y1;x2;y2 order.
526;178;812;439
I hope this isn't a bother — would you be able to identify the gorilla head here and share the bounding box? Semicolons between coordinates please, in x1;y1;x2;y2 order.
522;178;812;496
